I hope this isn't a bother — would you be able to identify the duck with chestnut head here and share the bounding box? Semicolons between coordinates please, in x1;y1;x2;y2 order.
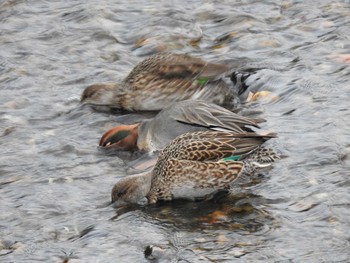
99;100;265;153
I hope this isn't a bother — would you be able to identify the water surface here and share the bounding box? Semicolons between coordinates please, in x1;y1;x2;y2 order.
1;0;350;262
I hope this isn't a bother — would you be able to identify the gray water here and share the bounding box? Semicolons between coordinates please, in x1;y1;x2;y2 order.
1;0;350;262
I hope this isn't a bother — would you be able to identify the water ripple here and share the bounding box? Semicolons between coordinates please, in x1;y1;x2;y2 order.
1;0;350;262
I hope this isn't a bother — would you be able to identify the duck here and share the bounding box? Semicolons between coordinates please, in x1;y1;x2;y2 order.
99;100;265;153
81;53;240;111
111;131;278;205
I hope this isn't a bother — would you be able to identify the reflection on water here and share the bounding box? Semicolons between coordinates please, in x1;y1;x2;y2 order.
1;0;350;262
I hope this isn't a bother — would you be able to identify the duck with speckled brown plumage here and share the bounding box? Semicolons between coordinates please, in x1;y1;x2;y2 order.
81;53;240;111
111;131;279;205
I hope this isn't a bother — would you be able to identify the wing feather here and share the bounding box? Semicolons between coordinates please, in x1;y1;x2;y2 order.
171;100;263;133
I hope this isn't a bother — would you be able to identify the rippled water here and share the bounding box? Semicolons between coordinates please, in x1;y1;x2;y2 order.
1;0;350;262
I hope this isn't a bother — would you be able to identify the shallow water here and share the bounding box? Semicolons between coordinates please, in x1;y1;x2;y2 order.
1;0;350;262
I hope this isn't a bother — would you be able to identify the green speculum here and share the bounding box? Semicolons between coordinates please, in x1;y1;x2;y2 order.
196;77;209;86
223;155;241;161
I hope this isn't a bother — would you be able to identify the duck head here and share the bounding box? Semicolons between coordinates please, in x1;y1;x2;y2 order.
81;83;121;106
99;123;140;151
111;171;152;205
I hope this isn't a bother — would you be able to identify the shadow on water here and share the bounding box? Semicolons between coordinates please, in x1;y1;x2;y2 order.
110;192;279;262
111;193;277;233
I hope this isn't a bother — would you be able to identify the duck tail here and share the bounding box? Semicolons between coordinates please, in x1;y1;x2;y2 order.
230;70;256;95
241;147;279;175
247;146;280;164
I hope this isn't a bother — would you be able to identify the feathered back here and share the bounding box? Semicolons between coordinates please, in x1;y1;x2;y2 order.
153;131;275;177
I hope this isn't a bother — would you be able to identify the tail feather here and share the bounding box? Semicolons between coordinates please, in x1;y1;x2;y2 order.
231;71;256;95
238;146;279;176
245;146;280;164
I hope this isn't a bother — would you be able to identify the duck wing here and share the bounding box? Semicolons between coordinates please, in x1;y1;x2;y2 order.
125;53;230;83
159;131;275;162
170;100;264;133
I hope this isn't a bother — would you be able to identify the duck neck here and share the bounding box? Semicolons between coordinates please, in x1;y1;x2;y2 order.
129;123;140;151
134;171;153;200
101;83;123;106
137;119;153;151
